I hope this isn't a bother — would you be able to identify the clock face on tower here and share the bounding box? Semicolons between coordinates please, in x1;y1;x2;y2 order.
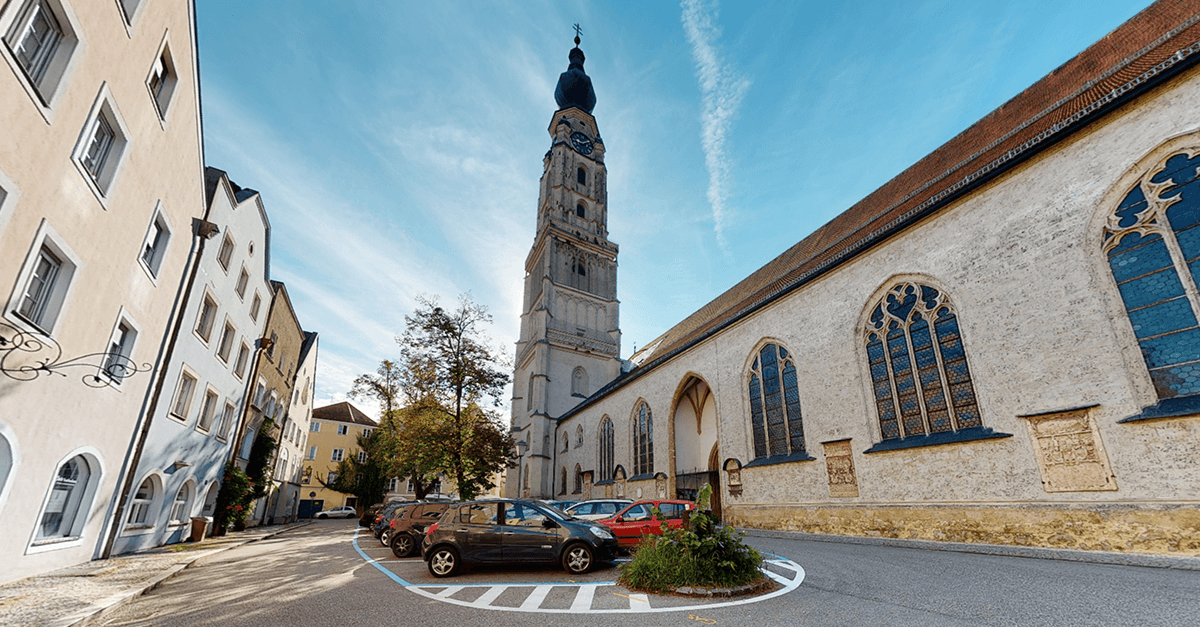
570;131;594;155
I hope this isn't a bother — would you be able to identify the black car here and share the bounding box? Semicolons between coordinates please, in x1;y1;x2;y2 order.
420;498;618;578
372;501;409;541
359;503;384;527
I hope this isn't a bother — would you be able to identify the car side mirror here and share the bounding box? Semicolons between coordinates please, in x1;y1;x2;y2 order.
614;516;624;523
542;519;558;529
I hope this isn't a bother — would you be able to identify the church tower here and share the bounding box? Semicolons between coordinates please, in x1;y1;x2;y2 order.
509;36;621;498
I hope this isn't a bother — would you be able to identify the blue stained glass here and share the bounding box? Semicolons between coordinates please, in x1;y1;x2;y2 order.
1153;363;1200;397
869;305;884;327
1113;185;1147;228
1151;153;1200;192
1127;297;1197;339
1108;241;1174;283
782;360;804;454
886;286;918;321
748;373;766;459
761;346;787;457
870;361;890;380
874;380;892;397
1166;182;1200;231
1138;327;1200;369
943;359;971;384
779;347;788;359
956;407;982;428
1179;227;1200;261
880;412;900;440
1108;231;1162;258
1117;268;1186;311
950;382;977;405
919;285;940;309
928;408;952;433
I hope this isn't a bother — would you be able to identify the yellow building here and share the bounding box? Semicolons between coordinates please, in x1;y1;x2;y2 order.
299;402;375;515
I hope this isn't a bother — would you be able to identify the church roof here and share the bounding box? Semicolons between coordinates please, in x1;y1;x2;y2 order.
554;45;596;114
312;401;377;426
563;0;1200;421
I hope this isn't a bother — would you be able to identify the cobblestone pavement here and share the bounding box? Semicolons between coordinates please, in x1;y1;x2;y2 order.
0;522;311;627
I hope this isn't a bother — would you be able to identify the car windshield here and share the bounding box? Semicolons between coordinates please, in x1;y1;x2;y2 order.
530;500;570;521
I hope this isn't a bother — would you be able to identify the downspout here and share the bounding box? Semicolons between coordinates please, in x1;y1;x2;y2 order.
101;216;219;559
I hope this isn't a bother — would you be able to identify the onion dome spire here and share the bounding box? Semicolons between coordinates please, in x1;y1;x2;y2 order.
554;27;596;114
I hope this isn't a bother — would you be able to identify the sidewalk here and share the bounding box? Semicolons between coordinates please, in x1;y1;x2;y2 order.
0;521;312;627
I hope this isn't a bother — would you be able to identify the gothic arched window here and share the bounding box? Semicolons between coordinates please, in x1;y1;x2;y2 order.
526;373;535;411
747;343;805;459
572;366;588;397
562;432;569;452
633;402;654;476
1104;152;1200;400
577;166;587;185
598;416;614;481
560;467;567;495
865;282;982;441
573;464;582;493
575;424;583;447
576;202;586;219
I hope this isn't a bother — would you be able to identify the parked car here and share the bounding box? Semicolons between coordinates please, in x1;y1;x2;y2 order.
563;499;632;521
421;499;618;578
596;499;695;549
360;503;384;527
547;499;580;511
315;505;357;519
376;502;415;546
388;502;452;557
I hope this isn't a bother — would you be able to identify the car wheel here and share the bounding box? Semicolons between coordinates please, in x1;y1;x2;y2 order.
391;533;415;558
317;514;327;519
427;546;460;578
562;542;594;575
380;529;391;546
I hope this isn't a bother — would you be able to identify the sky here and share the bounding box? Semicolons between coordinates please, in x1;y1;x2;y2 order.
195;0;1152;420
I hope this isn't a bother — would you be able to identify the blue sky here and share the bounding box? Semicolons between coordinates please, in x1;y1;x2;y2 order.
196;0;1150;417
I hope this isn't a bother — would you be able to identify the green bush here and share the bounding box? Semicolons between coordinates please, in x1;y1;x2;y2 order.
618;485;764;594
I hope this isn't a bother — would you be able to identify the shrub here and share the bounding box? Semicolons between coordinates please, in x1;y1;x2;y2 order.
618;485;763;594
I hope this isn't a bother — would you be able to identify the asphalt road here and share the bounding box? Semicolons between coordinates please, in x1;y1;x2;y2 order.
97;519;1200;627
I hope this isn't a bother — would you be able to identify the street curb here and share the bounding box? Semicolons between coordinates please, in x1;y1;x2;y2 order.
69;521;315;627
743;528;1200;570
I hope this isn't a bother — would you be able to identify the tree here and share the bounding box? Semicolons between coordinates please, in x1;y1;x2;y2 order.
319;428;391;507
396;294;515;501
349;360;441;500
349;360;403;420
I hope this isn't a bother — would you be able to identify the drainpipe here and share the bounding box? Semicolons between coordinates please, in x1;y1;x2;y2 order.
101;216;219;559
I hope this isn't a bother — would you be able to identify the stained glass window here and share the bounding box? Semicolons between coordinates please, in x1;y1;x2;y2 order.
1104;152;1200;399
633;402;653;476
747;343;805;458
865;282;981;441
598;417;614;480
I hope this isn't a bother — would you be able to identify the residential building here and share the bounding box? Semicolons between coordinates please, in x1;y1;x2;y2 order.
299;401;376;516
0;0;204;582
516;4;1200;557
264;330;318;524
107;168;272;555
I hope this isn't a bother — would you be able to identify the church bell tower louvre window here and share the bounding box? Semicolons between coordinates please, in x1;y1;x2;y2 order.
747;342;806;460
1104;151;1200;401
864;282;982;442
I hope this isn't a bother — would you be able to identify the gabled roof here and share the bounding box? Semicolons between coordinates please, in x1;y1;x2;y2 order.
563;0;1200;421
312;401;377;426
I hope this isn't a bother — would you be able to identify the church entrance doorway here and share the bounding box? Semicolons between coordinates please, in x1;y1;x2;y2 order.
672;375;720;519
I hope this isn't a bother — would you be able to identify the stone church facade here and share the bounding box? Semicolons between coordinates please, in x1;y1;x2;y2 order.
510;2;1200;556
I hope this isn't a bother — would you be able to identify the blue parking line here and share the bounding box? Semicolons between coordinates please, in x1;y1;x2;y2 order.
415;581;619;588
352;529;413;586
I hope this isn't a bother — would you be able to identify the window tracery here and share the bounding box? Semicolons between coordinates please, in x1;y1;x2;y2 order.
747;343;805;458
864;282;981;441
1104;151;1200;399
633;402;653;476
598;416;614;480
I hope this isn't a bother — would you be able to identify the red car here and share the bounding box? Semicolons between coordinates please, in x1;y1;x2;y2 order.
596;499;695;548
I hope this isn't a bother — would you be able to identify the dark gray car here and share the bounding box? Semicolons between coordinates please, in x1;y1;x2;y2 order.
420;499;618;578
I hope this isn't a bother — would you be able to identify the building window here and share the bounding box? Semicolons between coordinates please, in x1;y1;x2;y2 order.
197;388;219;432
126;476;155;527
327;471;337;484
302;467;312;484
36;455;93;541
233;340;250;379
577;166;586;185
573;464;582;493
249;292;262;322
387;477;399;492
169;371;197;420
560;467;567;495
865;282;982;441
575;424;583;448
576;202;586;219
216;320;236;363
306;446;316;460
2;0;79;104
310;421;320;433
1105;152;1200;400
73;91;131;198
267;331;277;359
336;424;348;436
146;41;176;119
747;342;806;459
331;449;344;462
216;233;234;272
526;372;536;411
357;450;367;464
117;0;142;24
139;211;169;277
633;402;653;476
13;242;76;334
571;366;588;397
562;432;569;452
235;267;249;299
598;416;614;481
218;401;236;440
102;319;137;383
194;292;217;343
362;428;371;438
168;482;190;524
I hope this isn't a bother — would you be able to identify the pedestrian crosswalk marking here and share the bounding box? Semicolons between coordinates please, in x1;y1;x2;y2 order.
471;585;508;607
570;584;597;611
520;585;553;609
434;586;462;599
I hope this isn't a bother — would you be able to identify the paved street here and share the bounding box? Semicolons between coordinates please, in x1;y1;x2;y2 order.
96;520;1200;627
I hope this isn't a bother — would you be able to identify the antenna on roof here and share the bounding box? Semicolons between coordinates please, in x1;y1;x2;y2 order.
573;23;582;46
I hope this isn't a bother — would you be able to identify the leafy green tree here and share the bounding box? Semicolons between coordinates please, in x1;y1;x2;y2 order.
319;427;392;507
396;294;515;501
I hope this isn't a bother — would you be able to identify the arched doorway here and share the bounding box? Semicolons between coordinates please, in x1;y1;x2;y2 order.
671;375;720;520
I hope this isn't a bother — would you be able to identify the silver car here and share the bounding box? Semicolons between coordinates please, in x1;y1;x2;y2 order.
563;499;632;521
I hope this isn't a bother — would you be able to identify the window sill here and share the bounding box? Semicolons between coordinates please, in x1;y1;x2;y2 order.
27;536;83;554
120;525;155;537
1118;396;1200;423
627;473;656;482
742;452;816;468
863;427;1012;454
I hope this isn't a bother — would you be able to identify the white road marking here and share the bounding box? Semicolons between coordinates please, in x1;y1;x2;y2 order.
570;584;597;611
520;585;552;610
628;592;650;608
434;586;463;599
472;585;508;607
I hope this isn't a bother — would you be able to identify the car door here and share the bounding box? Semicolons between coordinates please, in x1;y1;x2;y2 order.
609;503;654;547
455;502;503;562
656;502;689;532
502;502;563;562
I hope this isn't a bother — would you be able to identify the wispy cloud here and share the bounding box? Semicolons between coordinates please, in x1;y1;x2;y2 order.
680;0;750;250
